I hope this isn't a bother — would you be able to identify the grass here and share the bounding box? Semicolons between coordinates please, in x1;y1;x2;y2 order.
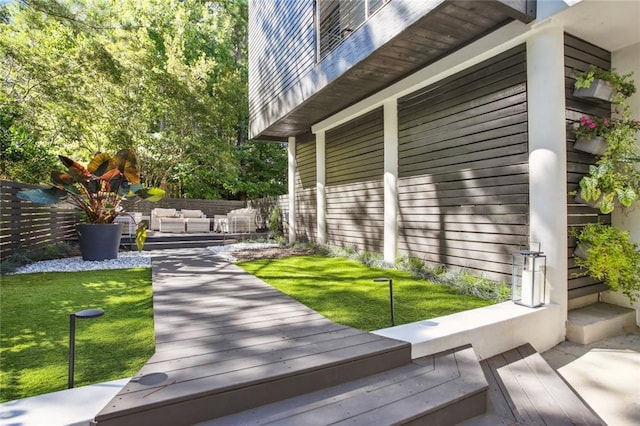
0;268;154;402
238;255;494;331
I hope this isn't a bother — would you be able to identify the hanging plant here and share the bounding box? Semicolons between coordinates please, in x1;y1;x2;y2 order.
573;223;640;303
574;65;636;103
575;70;640;214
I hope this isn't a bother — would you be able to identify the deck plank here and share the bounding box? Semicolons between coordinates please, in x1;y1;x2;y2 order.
93;248;411;425
463;344;605;426
201;346;485;426
513;345;604;426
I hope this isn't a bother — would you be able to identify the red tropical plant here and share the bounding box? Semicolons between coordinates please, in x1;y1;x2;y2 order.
18;148;165;223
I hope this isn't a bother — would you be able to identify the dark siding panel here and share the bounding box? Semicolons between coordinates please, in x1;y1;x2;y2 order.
295;138;317;241
564;33;611;300
397;45;528;282
326;109;384;252
248;0;316;120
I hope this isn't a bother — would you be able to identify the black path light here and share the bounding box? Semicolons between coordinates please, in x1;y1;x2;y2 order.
374;278;395;326
68;308;104;389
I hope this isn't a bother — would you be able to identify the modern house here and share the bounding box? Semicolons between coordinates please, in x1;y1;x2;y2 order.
249;0;640;355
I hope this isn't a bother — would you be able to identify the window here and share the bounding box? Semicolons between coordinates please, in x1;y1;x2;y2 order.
317;0;390;60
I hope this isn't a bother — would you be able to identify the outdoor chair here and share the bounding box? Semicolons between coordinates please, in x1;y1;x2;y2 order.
227;208;257;233
151;208;179;230
186;218;211;233
213;215;228;233
159;216;186;233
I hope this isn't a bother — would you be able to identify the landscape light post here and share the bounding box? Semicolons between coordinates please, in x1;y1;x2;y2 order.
374;278;395;326
68;308;104;389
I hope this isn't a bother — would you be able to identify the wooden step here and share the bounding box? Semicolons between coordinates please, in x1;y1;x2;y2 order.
460;344;605;426
196;345;487;426
92;332;410;426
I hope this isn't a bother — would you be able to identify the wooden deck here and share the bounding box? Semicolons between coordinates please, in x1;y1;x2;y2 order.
121;231;266;251
461;345;605;426
198;345;487;426
93;248;604;426
92;248;413;425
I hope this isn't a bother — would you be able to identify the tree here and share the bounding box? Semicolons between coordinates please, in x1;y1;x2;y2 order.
0;0;286;199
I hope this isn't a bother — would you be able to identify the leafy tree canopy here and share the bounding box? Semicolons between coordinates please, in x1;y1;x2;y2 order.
0;0;286;200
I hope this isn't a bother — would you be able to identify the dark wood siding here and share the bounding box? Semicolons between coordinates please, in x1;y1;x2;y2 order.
250;0;534;140
295;139;317;241
326;108;384;252
564;33;611;299
248;0;316;135
397;46;529;282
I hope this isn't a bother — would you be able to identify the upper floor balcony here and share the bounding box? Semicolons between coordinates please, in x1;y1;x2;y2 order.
249;0;536;140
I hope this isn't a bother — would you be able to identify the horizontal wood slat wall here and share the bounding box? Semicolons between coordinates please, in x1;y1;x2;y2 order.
295;138;317;241
1;180;79;259
3;180;248;259
248;0;316;121
397;45;529;281
326;108;384;252
564;33;611;299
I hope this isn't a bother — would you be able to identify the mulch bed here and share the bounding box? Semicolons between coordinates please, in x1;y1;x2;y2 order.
232;247;315;262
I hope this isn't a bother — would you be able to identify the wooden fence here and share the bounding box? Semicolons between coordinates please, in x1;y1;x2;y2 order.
249;195;288;233
1;180;249;260
1;180;79;260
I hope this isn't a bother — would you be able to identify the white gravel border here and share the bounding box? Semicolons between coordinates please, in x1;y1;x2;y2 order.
10;251;153;274
9;243;281;274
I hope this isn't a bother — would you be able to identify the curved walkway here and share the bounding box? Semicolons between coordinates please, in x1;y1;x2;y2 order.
93;248;410;425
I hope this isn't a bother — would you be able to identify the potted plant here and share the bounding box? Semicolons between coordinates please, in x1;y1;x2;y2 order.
575;69;640;214
577;160;640;214
573;223;640;303
18;148;165;260
573;65;636;103
573;115;612;155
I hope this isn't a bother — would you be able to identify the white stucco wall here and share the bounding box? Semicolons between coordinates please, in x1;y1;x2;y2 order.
605;42;640;325
611;43;640;243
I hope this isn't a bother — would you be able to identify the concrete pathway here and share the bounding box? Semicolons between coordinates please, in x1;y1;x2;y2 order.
542;328;640;426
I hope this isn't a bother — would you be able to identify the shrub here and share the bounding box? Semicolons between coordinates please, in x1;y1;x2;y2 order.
574;223;640;302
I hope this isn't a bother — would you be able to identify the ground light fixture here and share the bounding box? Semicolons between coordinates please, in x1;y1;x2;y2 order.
511;243;547;308
373;278;395;326
68;308;104;389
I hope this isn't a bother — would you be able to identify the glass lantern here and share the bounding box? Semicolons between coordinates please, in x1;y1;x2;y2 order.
512;243;546;308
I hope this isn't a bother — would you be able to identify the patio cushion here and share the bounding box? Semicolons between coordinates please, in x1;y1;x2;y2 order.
186;218;210;233
159;217;186;233
151;208;179;230
181;209;205;218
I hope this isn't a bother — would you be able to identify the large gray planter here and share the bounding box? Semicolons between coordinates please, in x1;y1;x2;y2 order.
573;242;591;260
574;135;607;156
77;223;123;261
573;79;613;102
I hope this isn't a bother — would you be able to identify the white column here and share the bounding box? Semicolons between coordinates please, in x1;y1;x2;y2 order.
316;131;327;244
288;136;297;244
383;100;399;263
526;27;567;323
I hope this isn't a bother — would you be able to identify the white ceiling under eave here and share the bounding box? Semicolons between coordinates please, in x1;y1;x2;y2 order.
539;0;640;52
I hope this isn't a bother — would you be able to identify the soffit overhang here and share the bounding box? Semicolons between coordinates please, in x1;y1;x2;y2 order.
254;0;536;141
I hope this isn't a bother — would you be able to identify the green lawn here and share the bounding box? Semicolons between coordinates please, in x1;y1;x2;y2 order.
238;255;493;331
0;268;154;402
